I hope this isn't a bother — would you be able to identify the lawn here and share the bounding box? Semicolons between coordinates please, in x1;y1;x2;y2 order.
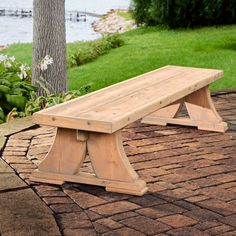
3;25;236;94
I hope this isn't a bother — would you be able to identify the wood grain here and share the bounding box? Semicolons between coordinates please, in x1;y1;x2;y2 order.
32;66;224;133
142;86;228;132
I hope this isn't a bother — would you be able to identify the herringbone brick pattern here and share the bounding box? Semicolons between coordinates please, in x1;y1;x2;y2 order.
2;92;236;236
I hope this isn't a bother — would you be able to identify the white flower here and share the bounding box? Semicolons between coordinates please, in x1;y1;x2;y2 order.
23;70;27;78
19;64;25;71
4;61;12;68
45;55;53;65
40;62;48;71
0;54;7;62
18;64;30;79
39;55;53;71
9;56;15;62
0;54;15;68
17;73;23;80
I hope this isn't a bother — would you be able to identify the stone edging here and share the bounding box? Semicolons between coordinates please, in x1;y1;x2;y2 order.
0;117;61;235
0;116;35;152
211;88;236;96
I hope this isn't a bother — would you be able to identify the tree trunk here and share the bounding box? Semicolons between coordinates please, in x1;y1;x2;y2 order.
32;0;67;96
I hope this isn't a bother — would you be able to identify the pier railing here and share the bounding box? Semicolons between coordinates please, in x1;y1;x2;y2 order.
0;7;103;21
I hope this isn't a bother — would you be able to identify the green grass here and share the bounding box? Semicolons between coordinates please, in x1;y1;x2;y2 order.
116;10;133;21
3;25;236;94
4;43;32;65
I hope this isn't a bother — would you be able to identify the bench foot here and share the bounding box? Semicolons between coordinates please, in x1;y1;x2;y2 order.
106;179;148;196
31;171;147;196
30;175;65;185
30;129;147;196
142;86;228;132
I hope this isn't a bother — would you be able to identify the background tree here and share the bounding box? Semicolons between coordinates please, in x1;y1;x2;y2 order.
32;0;67;96
131;0;236;28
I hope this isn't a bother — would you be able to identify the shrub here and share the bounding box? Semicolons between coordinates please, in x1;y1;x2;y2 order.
0;54;94;124
0;54;93;124
24;90;81;116
131;0;236;28
106;34;126;48
24;83;91;116
68;34;125;67
0;54;36;123
131;0;153;25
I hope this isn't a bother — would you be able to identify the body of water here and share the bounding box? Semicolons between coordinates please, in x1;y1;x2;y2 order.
0;0;130;45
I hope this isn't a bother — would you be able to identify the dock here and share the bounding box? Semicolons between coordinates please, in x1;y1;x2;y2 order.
0;7;103;22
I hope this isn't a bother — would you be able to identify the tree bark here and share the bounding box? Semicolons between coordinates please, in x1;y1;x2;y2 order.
32;0;67;96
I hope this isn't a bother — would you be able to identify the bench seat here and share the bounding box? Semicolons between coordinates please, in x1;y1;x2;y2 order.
30;65;228;196
33;65;224;133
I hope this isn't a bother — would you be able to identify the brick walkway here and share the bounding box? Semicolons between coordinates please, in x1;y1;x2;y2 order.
1;92;236;236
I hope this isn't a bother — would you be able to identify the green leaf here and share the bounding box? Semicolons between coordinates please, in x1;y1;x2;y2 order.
7;75;21;83
0;79;11;87
5;94;27;111
6;108;18;122
10;87;28;96
0;85;10;94
20;83;36;92
0;107;5;121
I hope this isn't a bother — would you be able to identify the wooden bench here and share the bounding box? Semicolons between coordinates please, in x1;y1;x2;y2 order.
30;65;228;196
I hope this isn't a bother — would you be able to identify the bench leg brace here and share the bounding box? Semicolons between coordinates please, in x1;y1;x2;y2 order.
30;128;148;196
142;86;228;132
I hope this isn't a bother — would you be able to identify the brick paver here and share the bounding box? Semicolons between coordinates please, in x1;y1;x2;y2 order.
158;214;198;228
0;160;60;235
1;92;236;235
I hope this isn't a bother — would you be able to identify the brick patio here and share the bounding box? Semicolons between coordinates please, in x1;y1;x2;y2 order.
1;91;236;236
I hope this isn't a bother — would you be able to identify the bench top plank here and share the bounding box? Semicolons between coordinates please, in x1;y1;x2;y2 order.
33;65;223;133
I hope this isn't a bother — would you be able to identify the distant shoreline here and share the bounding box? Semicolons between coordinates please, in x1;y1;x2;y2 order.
0;7;131;46
0;45;7;50
92;9;135;35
